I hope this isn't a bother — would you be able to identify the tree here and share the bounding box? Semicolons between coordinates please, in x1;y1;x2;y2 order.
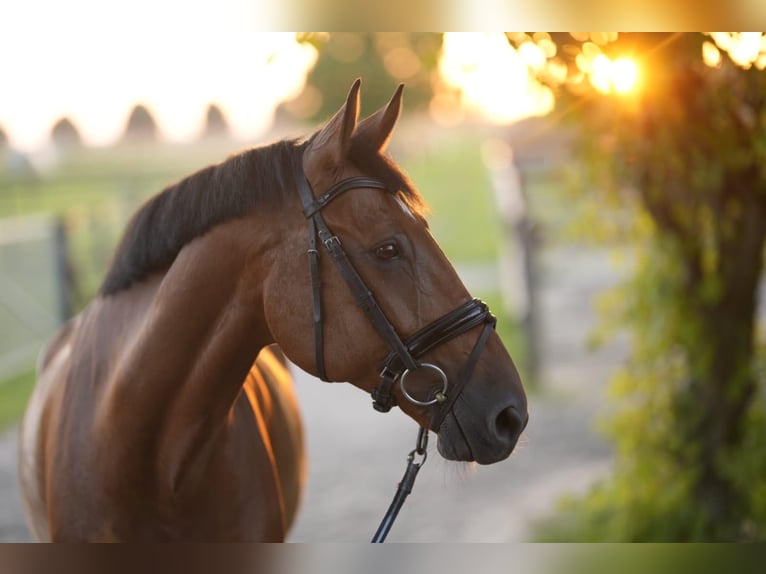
123;104;158;141
202;104;229;139
283;33;441;121
51;117;82;148
518;33;766;541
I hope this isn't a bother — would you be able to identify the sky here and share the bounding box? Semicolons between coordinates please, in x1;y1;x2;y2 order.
0;1;315;151
0;27;556;152
0;1;596;154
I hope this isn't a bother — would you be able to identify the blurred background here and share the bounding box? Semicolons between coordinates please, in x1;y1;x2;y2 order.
1;31;766;542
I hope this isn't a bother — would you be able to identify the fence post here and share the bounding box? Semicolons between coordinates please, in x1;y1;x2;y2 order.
52;217;75;324
515;169;541;386
487;150;541;386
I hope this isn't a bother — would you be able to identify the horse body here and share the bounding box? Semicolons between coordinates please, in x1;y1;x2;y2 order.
20;225;305;541
18;81;528;542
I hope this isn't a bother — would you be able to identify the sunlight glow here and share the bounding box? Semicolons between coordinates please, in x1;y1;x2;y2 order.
610;58;640;94
583;54;639;95
702;41;723;68
0;2;316;152
590;55;614;94
437;33;553;126
708;32;766;70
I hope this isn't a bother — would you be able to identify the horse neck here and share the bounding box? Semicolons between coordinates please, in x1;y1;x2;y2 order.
98;214;281;492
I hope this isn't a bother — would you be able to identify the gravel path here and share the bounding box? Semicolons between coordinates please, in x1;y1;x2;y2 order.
0;427;28;541
286;373;612;542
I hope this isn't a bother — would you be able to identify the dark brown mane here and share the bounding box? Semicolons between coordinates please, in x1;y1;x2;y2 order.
100;135;427;296
99;139;301;295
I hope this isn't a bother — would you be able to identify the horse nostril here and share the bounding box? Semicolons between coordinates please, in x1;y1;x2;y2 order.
494;406;527;445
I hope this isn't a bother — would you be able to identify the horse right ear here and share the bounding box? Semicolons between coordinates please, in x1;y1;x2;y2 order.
354;83;404;154
304;79;361;173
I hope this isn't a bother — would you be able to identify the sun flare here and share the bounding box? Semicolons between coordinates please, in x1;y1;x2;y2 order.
609;58;640;94
588;54;640;95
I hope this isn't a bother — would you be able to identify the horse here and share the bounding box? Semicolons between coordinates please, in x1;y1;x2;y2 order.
17;80;528;542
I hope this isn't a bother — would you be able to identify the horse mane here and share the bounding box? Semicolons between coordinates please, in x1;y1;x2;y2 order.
99;136;426;296
99;139;300;295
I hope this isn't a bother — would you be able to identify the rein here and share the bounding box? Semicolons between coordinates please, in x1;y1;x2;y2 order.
293;154;497;541
371;426;429;543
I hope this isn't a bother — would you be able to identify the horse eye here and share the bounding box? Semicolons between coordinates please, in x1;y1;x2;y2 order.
375;242;400;260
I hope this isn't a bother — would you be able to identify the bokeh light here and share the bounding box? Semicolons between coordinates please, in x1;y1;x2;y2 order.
609;58;640;94
707;32;766;69
437;33;554;125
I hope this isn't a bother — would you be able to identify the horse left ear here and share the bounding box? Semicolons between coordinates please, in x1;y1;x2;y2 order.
354;84;404;153
305;79;361;170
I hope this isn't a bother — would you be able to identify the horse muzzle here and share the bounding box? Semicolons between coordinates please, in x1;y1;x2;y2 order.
437;399;528;464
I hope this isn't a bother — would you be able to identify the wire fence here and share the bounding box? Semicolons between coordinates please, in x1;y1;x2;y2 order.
0;213;73;382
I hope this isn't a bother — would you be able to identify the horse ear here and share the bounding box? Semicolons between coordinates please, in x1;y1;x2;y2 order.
305;78;361;167
354;84;404;153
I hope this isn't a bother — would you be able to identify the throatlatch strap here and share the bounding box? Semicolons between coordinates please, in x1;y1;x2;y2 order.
306;216;327;381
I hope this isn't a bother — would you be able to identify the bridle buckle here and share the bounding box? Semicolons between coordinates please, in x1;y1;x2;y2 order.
379;365;397;380
323;235;341;249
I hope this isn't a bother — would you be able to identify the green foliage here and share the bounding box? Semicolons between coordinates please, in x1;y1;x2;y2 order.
539;230;766;541
402;135;500;261
288;33;440;121
537;33;766;541
721;398;766;539
0;370;35;432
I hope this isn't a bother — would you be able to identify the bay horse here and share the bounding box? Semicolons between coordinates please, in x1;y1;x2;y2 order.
18;80;528;542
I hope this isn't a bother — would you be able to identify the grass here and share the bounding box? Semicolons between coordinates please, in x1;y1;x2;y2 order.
0;370;35;432
403;136;501;262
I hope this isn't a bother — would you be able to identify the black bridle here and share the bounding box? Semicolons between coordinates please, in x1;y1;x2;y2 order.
293;155;497;432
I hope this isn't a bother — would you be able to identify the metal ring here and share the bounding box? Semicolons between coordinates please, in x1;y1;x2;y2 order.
399;363;448;406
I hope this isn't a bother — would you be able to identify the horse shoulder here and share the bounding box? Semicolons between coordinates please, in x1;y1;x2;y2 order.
247;346;306;529
19;316;79;541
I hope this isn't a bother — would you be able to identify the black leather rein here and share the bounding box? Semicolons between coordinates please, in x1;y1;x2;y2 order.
292;154;496;431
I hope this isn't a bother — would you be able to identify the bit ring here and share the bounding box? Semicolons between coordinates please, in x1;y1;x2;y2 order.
399;363;448;406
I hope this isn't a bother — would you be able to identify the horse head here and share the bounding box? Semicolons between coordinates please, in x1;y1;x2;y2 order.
264;80;528;465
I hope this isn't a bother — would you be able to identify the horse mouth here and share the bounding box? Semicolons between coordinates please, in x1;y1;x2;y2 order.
436;413;504;464
435;406;520;465
436;415;475;462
